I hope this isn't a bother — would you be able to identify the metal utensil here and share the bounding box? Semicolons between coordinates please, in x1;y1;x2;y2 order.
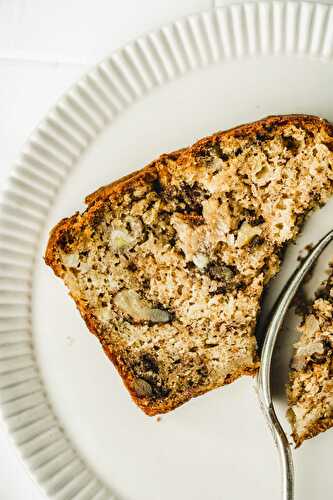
256;229;333;500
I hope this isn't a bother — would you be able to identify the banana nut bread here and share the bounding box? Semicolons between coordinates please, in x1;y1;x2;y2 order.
288;270;333;446
45;115;333;415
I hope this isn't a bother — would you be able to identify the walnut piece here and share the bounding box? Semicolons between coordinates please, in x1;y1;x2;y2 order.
192;253;209;270
236;222;262;248
114;289;170;323
303;314;320;336
62;252;80;268
110;229;134;251
291;341;325;370
133;378;153;398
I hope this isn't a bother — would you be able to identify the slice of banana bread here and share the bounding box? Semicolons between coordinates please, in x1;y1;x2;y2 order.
45;115;333;415
287;271;333;446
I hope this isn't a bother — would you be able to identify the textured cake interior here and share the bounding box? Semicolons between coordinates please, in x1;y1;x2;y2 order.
288;271;333;446
45;116;333;415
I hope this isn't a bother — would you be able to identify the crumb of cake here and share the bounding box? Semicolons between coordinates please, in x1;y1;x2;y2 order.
297;243;314;263
291;287;310;317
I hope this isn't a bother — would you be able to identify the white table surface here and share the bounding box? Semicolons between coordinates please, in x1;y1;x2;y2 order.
0;1;330;498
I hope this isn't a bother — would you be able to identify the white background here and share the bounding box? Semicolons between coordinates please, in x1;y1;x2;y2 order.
0;1;331;499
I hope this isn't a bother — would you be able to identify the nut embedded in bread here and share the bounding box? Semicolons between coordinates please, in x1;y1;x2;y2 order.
287;271;333;446
45;114;333;415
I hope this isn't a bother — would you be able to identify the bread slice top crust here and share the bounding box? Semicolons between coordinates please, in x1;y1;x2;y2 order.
45;114;333;415
288;271;333;446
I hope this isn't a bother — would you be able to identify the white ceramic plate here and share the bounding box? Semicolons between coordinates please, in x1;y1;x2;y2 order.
1;2;333;499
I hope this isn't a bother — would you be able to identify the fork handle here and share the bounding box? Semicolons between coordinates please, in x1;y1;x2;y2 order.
256;395;294;500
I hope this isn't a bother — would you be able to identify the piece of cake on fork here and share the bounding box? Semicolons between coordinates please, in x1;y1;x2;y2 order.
288;270;333;446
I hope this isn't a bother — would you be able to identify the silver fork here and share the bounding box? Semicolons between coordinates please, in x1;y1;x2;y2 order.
256;229;333;500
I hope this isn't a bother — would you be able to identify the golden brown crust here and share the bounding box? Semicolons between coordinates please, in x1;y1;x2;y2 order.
44;214;79;276
45;114;333;416
85;115;332;208
46;114;332;259
122;362;258;416
85;148;186;206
